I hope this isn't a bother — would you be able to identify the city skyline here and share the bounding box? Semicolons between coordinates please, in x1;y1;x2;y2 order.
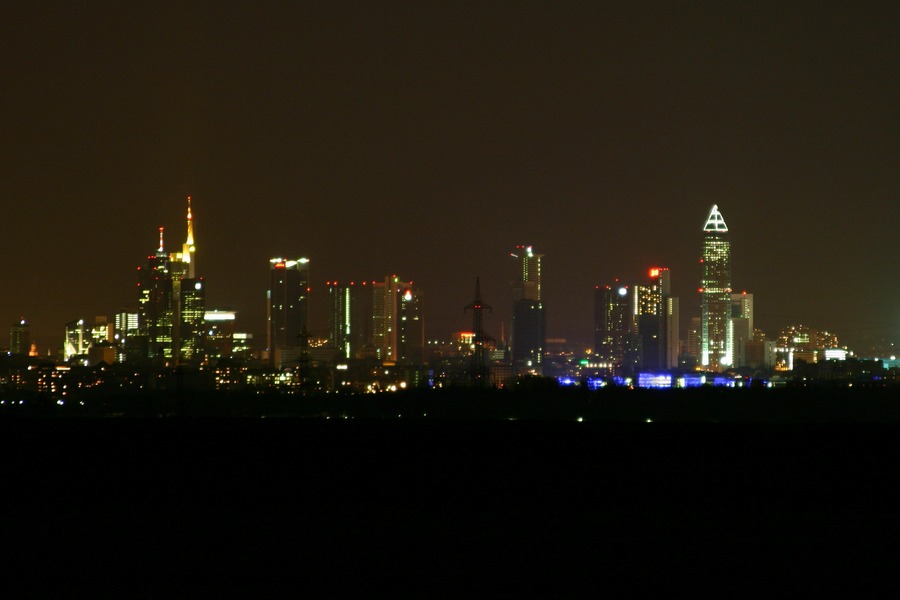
2;3;897;353
5;200;893;363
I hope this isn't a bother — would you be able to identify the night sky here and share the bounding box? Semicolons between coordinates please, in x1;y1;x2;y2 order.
2;2;897;353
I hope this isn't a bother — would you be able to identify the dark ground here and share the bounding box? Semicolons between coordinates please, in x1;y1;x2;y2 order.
4;415;900;595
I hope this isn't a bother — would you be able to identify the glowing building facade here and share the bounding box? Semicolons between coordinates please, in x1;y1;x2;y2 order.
136;198;206;363
633;267;679;371
326;281;378;361
700;205;732;370
372;276;424;365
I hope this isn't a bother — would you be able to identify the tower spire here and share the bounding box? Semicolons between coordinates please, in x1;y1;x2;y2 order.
182;196;196;278
157;227;165;255
185;196;195;246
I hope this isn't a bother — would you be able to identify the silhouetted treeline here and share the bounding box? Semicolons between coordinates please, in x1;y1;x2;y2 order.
3;382;900;422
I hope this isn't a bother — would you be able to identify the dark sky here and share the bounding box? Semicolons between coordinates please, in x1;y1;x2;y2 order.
2;1;898;353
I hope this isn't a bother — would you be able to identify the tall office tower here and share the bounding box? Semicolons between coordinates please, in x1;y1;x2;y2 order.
464;278;492;385
632;268;672;371
510;245;545;374
370;279;387;359
700;205;732;370
135;199;205;363
177;279;206;360
9;319;31;355
267;257;310;368
64;319;92;361
327;282;351;359
370;276;424;365
204;310;236;361
396;282;424;366
665;296;680;370
62;318;112;362
632;267;680;371
594;282;630;373
114;309;142;362
326;282;376;360
168;198;205;362
730;292;754;368
137;228;174;359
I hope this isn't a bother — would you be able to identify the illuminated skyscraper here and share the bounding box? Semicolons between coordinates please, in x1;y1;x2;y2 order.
327;281;377;360
137;228;174;359
115;309;143;362
510;245;545;373
700;205;732;370
135;198;206;363
394;279;424;366
633;268;678;371
176;278;206;361
370;276;424;365
267;257;310;368
594;282;630;373
204;310;237;361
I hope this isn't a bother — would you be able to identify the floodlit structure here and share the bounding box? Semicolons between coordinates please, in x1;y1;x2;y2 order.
135;197;206;362
700;205;732;370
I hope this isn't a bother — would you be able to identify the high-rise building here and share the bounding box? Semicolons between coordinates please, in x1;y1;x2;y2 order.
326;281;376;360
700;205;732;370
632;267;679;371
267;257;310;368
594;282;630;373
395;281;424;366
114;309;143;362
510;245;545;374
63;317;113;362
730;292;753;368
177;278;206;361
64;319;92;361
135;198;205;363
169;199;204;361
9;319;31;356
665;296;680;370
632;268;665;371
327;282;351;359
370;276;424;365
137;228;174;359
204;310;237;361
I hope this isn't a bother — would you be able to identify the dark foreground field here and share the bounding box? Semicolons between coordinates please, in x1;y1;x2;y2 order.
4;413;900;594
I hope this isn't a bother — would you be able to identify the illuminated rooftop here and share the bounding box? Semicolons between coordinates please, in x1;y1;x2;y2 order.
703;205;729;233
